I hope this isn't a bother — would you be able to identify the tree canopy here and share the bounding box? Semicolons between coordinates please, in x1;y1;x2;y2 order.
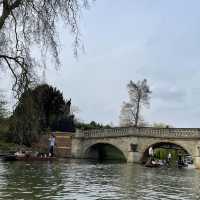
9;84;74;146
75;120;111;130
119;79;151;127
152;122;173;128
0;0;89;98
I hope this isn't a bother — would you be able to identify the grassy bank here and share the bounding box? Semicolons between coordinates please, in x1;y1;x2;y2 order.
0;140;19;152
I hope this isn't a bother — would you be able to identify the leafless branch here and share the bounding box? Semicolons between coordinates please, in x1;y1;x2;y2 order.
0;0;90;98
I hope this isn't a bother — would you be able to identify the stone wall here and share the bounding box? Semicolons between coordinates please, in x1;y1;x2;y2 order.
54;132;72;158
35;132;73;158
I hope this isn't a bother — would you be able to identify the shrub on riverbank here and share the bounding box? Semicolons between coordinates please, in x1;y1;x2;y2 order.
75;121;111;130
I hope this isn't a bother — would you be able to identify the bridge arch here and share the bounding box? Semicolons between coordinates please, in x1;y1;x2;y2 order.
141;141;192;163
84;142;127;162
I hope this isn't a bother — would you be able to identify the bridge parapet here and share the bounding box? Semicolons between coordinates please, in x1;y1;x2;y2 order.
74;127;200;139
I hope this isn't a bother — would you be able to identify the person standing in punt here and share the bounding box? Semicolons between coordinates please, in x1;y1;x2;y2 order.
49;134;56;157
149;146;154;160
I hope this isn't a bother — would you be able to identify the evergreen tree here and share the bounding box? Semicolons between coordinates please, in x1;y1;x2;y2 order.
10;84;74;146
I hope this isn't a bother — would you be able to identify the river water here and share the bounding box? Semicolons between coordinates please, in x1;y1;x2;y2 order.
0;159;199;200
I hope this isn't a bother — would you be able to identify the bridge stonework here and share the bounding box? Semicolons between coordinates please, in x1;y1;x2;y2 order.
71;127;200;168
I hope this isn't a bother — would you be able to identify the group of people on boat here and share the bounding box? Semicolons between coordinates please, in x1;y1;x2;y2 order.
146;146;180;168
145;146;163;167
11;133;56;160
146;146;195;168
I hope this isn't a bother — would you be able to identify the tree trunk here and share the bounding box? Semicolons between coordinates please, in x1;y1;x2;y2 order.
135;95;141;127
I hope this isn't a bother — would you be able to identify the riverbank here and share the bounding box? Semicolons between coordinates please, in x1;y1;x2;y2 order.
0;140;19;152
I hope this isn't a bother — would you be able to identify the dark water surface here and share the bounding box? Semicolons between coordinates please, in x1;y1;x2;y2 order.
0;159;199;200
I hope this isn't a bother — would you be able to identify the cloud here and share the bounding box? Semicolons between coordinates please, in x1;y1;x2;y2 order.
2;0;200;127
153;85;186;103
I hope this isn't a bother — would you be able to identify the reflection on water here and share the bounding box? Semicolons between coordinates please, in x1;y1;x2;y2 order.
0;159;199;200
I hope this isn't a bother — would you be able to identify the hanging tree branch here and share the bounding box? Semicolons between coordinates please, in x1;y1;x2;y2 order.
0;0;89;99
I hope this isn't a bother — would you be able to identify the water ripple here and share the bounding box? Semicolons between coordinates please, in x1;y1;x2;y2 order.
0;160;199;199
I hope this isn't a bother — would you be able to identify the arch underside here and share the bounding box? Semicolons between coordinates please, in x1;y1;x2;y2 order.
85;143;127;162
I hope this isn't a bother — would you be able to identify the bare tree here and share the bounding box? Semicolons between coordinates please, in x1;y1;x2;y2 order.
0;0;89;98
119;79;151;127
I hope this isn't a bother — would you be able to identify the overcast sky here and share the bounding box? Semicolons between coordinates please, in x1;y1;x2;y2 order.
2;0;200;127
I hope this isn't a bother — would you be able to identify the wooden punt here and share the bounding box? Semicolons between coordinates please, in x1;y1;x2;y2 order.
145;159;160;168
2;155;56;161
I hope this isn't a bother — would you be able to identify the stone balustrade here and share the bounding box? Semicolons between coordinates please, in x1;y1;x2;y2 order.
74;127;200;139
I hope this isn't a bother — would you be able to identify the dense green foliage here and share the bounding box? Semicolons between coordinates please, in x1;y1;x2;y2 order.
9;84;74;146
75;121;111;130
152;123;173;128
154;148;177;160
0;94;18;151
0;84;110;148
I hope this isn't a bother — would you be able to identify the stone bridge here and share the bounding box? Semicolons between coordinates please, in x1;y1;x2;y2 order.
71;127;200;168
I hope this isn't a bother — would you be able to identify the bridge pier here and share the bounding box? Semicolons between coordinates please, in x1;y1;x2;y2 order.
71;138;85;159
127;151;141;163
193;157;200;169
